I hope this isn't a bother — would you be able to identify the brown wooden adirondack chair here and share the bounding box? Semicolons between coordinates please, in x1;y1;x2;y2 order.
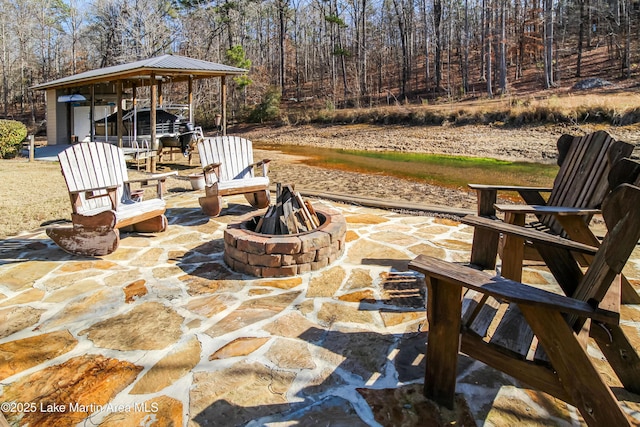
46;142;176;256
465;156;640;302
409;183;640;426
197;136;271;216
456;157;640;397
468;130;633;282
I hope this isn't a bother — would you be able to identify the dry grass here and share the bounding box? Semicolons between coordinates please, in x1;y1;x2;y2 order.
0;158;195;240
0;159;70;239
286;91;640;127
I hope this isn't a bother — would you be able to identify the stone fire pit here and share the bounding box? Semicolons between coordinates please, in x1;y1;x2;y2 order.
223;207;347;277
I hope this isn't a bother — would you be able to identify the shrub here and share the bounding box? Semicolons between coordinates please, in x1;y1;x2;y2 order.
248;87;281;123
0;119;27;158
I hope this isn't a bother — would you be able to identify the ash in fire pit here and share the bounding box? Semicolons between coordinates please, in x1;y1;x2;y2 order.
224;184;347;277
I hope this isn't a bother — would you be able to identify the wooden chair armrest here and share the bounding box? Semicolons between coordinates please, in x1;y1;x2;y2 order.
69;185;118;211
461;215;598;255
252;159;271;177
469;184;552;216
203;163;222;174
494;204;601;216
69;185;118;198
126;171;178;184
202;163;222;186
468;184;553;192
125;172;178;199
408;255;619;324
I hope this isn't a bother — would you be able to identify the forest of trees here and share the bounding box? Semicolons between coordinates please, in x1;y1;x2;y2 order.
0;0;638;126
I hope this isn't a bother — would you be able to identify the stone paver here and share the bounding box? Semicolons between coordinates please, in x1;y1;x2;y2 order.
0;191;639;426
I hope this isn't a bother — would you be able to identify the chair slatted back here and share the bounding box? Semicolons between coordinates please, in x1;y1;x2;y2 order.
58;142;129;215
567;184;640;325
197;136;255;182
608;158;640;189
544;131;633;234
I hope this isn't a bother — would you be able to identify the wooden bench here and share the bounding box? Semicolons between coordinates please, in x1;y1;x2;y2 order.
197;136;271;216
409;183;640;426
46;142;177;256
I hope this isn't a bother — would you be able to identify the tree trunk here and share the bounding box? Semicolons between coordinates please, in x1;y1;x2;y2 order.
337;25;348;101
624;0;630;78
498;0;507;93
463;0;469;93
515;0;524;80
392;0;410;98
421;0;431;89
278;0;287;95
543;0;554;88
434;0;442;90
359;0;368;99
293;11;301;100
576;0;585;77
480;0;486;82
1;18;7;116
485;0;493;97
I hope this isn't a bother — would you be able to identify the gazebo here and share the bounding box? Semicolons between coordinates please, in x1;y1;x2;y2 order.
32;54;247;170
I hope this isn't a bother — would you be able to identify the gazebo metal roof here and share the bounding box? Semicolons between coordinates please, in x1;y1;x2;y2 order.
32;54;245;171
32;54;247;90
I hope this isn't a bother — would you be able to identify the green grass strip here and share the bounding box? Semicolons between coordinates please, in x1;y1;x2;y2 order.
258;144;558;189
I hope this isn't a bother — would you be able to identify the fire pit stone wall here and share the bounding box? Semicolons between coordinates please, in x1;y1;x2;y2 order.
224;207;347;277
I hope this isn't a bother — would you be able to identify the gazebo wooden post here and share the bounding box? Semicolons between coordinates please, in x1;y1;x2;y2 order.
116;81;123;148
65;89;72;144
188;76;194;124
132;84;137;143
221;75;227;135
159;79;172;160
89;85;95;142
132;84;137;107
150;73;158;173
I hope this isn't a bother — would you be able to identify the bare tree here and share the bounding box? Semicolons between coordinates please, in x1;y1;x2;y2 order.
462;0;469;93
434;0;443;90
0;0;12;115
65;0;85;74
6;0;639;121
498;0;507;92
576;0;585;76
392;0;413;98
347;0;369;102
623;0;631;78
276;0;288;94
419;0;431;90
13;0;35;114
485;0;493;97
543;0;554;87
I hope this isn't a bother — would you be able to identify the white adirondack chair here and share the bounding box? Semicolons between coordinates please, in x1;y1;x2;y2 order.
46;142;177;256
197;136;271;216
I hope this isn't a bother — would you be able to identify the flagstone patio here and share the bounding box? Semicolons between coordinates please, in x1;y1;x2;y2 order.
1;191;639;426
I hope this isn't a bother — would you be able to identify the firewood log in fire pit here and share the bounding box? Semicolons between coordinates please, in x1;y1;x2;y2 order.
254;183;320;235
